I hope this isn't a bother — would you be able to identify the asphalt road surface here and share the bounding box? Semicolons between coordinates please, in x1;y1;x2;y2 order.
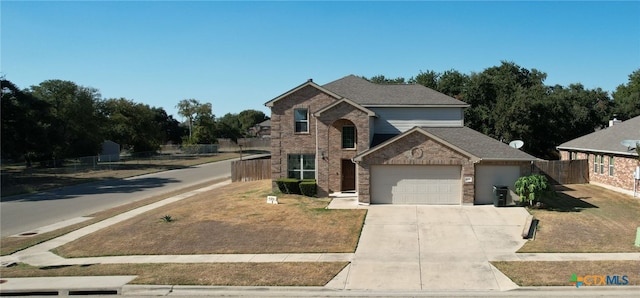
0;156;261;237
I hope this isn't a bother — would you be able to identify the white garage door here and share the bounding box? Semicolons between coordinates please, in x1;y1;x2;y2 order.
371;165;461;205
474;165;521;205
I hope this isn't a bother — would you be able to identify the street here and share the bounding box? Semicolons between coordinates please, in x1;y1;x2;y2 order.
0;157;249;237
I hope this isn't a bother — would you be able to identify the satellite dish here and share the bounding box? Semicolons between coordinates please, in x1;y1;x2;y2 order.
509;140;524;149
620;140;640;150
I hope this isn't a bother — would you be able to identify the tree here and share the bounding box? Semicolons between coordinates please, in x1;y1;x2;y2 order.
29;80;103;160
191;102;217;144
459;62;613;159
152;107;185;145
612;69;640;120
364;75;407;84
1;79;51;163
238;109;268;136
366;62;619;159
437;69;469;99
176;99;216;144
216;113;243;142
413;70;439;89
176;98;199;138
99;98;174;152
98;98;136;150
548;84;611;140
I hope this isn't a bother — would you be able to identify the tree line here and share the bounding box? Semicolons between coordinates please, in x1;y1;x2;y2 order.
364;62;640;159
1;79;268;164
2;61;638;164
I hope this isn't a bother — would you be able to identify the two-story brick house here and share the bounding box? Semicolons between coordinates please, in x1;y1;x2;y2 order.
265;75;537;205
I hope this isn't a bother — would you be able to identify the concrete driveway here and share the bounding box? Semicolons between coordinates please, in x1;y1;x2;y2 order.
332;205;530;291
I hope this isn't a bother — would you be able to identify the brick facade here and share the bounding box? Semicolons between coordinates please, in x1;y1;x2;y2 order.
316;102;370;196
270;85;337;192
560;150;640;195
269;86;372;197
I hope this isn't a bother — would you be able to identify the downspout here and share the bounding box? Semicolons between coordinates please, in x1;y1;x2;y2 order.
327;119;331;195
315;117;319;182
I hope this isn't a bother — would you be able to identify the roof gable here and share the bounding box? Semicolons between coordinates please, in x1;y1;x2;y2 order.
557;115;640;156
322;75;469;107
264;79;343;107
354;127;479;162
354;126;537;162
313;98;376;117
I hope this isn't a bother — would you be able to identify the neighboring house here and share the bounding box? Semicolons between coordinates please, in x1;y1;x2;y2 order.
557;115;640;196
265;75;536;205
249;119;271;138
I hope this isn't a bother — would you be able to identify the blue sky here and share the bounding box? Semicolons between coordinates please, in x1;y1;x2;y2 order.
2;1;639;120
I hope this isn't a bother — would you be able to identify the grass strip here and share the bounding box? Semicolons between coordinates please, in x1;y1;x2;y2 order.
492;260;640;286
0;262;348;286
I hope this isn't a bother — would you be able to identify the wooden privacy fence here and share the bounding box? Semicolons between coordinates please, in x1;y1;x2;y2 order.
533;159;589;184
231;159;271;182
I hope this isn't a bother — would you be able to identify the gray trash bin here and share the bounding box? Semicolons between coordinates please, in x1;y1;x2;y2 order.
493;185;508;207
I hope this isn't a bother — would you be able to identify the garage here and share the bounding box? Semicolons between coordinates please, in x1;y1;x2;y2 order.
370;165;462;204
474;165;522;205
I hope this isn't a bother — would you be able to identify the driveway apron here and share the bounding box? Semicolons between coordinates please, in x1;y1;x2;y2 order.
343;205;529;291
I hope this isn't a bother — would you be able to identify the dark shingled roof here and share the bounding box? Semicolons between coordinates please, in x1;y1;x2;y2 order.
322;75;468;106
557;115;640;156
363;127;537;161
371;134;398;147
421;126;537;161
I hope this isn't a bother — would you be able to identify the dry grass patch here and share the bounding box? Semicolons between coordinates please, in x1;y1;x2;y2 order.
0;262;347;286
492;261;640;286
55;180;366;257
0;179;228;256
519;184;640;253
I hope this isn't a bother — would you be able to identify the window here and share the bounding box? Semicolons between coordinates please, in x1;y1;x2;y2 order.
600;155;605;174
287;154;315;179
609;156;614;176
594;155;598;173
342;126;356;149
294;109;308;133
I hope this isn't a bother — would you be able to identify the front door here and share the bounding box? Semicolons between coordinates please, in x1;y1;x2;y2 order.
341;159;356;191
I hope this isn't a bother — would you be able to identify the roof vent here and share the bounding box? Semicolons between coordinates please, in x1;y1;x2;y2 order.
609;117;622;127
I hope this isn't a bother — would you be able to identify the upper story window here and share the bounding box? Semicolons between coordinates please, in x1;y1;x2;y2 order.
609;156;614;176
294;109;309;133
342;126;356;149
